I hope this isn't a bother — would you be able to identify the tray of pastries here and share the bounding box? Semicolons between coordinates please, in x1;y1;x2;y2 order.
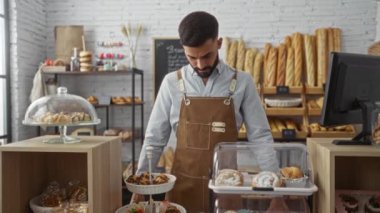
125;172;176;195
208;142;318;196
309;123;356;137
111;96;142;105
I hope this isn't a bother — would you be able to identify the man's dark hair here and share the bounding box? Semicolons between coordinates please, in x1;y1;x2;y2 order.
178;11;219;47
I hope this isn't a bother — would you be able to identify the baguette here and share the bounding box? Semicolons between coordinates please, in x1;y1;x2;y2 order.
333;28;342;52
266;47;278;87
274;119;286;131
244;49;255;74
223;37;231;61
304;34;316;87
227;40;238;68
285;47;295;86
316;28;328;87
327;28;334;54
253;53;263;86
236;39;246;71
292;32;303;86
284;36;292;48
263;43;272;86
276;44;287;86
285;120;297;130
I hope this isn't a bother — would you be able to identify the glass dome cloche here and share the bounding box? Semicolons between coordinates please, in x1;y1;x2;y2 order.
23;87;101;144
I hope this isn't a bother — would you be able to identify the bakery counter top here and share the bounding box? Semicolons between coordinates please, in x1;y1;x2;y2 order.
307;138;380;213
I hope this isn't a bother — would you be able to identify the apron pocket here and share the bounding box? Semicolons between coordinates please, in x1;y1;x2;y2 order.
186;121;211;150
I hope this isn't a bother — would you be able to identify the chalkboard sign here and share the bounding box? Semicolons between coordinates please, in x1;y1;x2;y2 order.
153;38;188;97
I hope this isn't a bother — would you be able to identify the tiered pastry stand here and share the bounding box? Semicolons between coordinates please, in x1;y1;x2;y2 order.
117;146;185;213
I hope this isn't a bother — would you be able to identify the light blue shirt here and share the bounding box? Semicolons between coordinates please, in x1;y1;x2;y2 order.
137;60;279;173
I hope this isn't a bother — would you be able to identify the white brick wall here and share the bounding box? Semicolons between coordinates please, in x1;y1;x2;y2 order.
10;0;378;141
9;0;47;141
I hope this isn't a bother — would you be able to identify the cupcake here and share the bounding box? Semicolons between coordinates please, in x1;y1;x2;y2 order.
366;195;380;213
340;194;359;213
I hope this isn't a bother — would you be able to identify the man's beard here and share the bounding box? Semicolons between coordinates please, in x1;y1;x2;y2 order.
192;56;219;78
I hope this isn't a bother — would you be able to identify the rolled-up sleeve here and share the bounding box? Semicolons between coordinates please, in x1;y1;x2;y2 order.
240;76;279;172
137;75;172;174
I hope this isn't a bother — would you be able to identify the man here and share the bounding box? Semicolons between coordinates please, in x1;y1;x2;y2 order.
137;11;279;212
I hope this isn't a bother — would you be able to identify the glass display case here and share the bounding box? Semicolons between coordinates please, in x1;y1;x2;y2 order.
23;87;100;143
209;142;318;212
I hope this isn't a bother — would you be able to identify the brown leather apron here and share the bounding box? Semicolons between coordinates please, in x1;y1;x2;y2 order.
169;69;238;212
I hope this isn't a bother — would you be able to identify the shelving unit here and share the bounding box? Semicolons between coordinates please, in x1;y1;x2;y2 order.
238;84;355;141
41;69;144;173
0;136;122;213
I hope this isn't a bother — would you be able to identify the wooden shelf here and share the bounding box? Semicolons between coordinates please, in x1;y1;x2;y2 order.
265;107;305;116
309;130;356;138
308;107;322;116
262;86;303;94
272;130;308;139
0;136;122;212
305;86;324;95
93;102;144;107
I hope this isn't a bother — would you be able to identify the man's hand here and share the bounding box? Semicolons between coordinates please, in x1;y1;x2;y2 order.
131;193;145;204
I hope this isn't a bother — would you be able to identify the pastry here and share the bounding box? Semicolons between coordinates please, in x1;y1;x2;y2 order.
263;43;272;85
40;181;64;207
340;194;358;213
316;28;328;87
366;195;380;213
285;120;297;130
276;44;286;86
285;47;294;86
236;39;246;71
280;166;304;179
119;130;132;141
252;171;281;188
227;40;238;68
304;34;316;87
79;51;92;58
86;96;98;105
126;172;169;185
292;32;303;86
80;63;92;68
215;169;243;186
103;128;120;136
53;59;66;66
266;47;277;87
153;173;170;184
79;57;91;63
309;123;320;131
274;119;286;131
252;53;263;86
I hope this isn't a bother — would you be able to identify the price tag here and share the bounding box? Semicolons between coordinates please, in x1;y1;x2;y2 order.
276;86;290;95
282;129;296;139
252;187;274;191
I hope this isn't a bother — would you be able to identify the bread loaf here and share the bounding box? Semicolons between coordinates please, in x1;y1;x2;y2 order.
253;53;263;86
274;119;286;131
285;47;295;86
292;32;303;86
244;49;254;74
223;37;231;61
333;28;342;52
276;44;287;86
316;28;328;87
266;47;278;87
284;36;292;48
263;43;272;85
285;120;297;130
227;40;238;68
304;34;316;87
236;39;246;71
327;28;334;54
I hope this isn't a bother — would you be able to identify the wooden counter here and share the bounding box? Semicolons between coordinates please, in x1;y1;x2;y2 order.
307;138;380;213
0;136;122;213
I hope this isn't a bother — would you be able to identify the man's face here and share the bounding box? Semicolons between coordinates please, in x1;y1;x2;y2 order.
183;38;222;78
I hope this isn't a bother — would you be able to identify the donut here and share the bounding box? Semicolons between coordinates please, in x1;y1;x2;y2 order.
79;51;92;57
79;57;92;63
252;171;281;188
215;169;243;186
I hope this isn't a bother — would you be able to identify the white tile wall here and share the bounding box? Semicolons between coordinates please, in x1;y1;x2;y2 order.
10;0;379;143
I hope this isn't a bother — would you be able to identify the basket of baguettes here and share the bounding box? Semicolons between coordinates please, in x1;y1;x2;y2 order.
268;118;308;139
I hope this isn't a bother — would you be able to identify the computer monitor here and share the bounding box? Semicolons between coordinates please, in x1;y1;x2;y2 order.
321;52;380;145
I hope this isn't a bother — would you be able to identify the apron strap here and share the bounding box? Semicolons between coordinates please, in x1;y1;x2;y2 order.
177;69;190;105
225;71;238;105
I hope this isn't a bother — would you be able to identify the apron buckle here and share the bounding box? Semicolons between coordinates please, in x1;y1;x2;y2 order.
224;98;231;105
184;98;191;105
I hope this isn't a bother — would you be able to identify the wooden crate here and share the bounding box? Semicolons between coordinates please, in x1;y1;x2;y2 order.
0;136;122;213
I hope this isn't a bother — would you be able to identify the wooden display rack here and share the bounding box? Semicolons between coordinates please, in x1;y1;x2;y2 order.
0;136;122;213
